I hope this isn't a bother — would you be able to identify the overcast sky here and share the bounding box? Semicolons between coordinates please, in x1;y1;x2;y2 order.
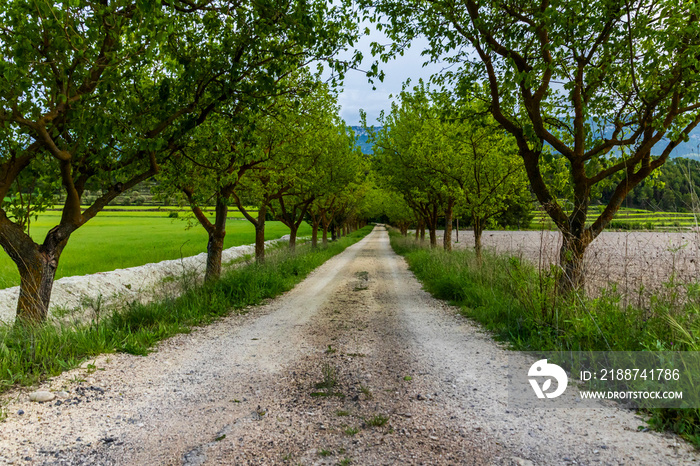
332;23;446;126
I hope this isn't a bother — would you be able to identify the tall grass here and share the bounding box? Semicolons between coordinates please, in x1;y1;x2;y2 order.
390;231;700;446
391;232;680;351
0;226;372;393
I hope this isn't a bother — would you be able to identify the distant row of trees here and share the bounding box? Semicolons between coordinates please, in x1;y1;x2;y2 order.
0;1;365;324
366;0;700;292
364;82;531;259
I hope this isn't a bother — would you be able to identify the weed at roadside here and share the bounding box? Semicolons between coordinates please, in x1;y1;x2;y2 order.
364;414;389;427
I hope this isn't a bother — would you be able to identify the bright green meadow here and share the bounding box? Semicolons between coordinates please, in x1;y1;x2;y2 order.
0;210;309;289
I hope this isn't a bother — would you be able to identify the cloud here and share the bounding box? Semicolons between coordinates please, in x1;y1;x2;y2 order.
330;21;446;125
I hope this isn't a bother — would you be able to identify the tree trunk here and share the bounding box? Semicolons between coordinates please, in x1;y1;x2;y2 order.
420;222;426;241
473;215;483;262
557;232;589;292
312;221;320;249
429;227;437;247
16;252;59;324
415;222;420;240
255;205;266;263
443;200;454;251
204;197;228;282
288;224;298;252
1;216;68;324
205;232;225;282
322;226;328;246
427;214;438;248
331;224;337;241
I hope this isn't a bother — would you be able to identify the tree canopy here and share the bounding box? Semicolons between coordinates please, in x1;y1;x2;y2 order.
366;0;700;290
0;0;362;322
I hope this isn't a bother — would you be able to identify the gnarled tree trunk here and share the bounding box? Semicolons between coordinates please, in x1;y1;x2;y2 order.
206;232;225;281
558;233;589;292
16;247;62;324
185;189;229;282
205;197;228;282
0;217;70;324
232;192;269;264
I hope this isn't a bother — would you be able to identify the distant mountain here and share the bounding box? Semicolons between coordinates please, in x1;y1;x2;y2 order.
348;124;700;158
349;126;380;155
667;129;700;159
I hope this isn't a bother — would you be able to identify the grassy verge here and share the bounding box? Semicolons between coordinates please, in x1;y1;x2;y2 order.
0;226;373;394
0;213;310;289
389;231;700;446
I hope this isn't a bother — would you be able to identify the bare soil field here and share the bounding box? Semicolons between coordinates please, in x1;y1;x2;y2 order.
443;229;700;300
0;227;695;465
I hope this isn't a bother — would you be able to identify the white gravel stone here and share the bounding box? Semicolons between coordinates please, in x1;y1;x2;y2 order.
29;391;55;403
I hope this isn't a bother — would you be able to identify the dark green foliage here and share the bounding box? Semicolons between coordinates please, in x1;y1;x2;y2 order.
0;227;372;393
599;158;700;212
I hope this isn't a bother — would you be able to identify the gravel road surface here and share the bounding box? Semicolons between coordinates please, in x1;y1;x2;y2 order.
0;226;695;465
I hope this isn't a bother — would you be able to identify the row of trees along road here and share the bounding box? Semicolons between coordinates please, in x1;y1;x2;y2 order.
368;82;530;259
0;1;363;324
156;74;366;281
367;0;700;291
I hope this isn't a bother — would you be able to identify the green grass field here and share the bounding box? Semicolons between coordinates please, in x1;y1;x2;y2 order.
529;206;699;230
45;205;253;219
0;210;310;289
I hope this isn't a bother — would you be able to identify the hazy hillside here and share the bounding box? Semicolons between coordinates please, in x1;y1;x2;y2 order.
350;125;700;158
667;129;700;159
350;126;379;155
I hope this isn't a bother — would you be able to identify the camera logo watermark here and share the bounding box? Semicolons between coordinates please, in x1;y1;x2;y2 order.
510;352;697;409
528;359;568;399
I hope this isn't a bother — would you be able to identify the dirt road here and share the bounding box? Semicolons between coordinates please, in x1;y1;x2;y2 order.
0;226;696;465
